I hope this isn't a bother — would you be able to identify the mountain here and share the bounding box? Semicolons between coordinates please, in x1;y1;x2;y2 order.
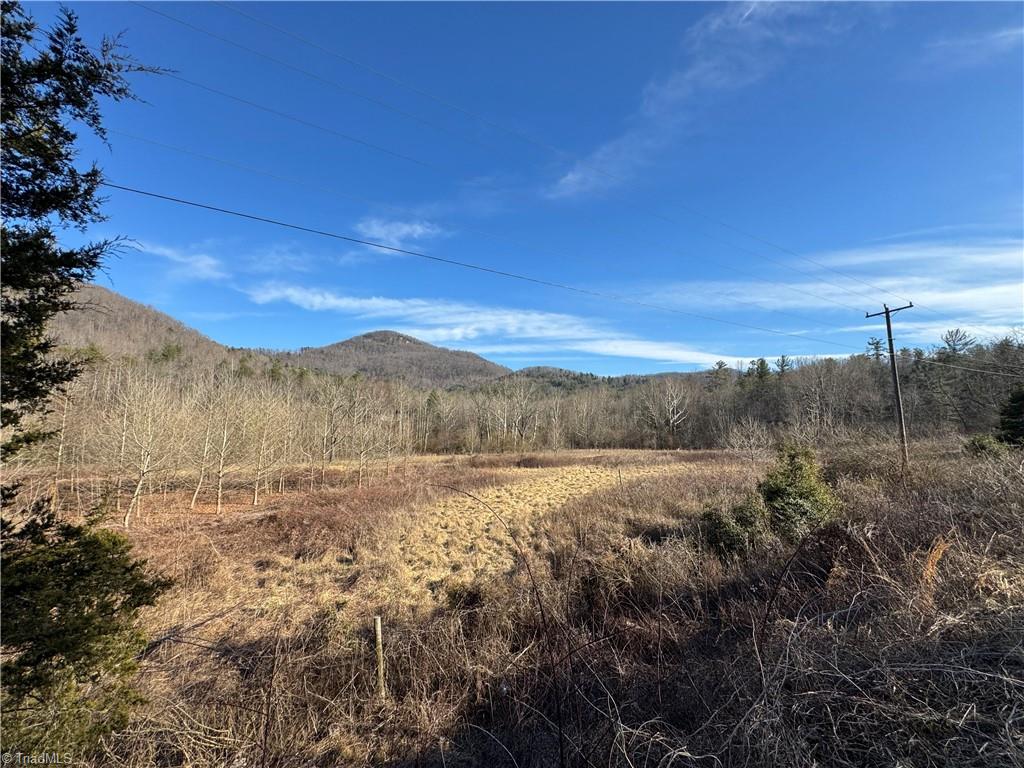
52;286;509;388
275;331;510;388
51;284;238;365
52;286;708;389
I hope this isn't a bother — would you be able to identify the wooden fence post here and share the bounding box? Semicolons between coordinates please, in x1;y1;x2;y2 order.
374;615;386;700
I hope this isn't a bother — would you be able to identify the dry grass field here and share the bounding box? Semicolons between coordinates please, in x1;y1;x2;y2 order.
85;446;1023;767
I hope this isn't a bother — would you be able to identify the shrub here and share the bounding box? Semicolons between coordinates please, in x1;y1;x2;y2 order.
757;444;839;541
964;433;1008;457
705;445;838;557
702;494;769;558
0;509;171;753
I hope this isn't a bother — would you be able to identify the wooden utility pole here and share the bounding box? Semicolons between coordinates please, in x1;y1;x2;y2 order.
866;302;913;469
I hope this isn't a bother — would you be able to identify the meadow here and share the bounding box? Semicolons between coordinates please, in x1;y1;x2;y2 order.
78;443;1022;767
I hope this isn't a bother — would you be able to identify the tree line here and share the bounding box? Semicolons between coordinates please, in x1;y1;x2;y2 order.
10;329;1021;522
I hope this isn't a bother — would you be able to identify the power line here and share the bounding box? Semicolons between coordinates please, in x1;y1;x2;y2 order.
884;329;1023;378
884;351;1022;380
166;73;447;174
98;180;874;355
215;1;1017;344
101;180;1023;380
136;1;876;315
109;127;870;335
130;1;505;156
119;4;1017;349
210;0;925;309
152;69;870;318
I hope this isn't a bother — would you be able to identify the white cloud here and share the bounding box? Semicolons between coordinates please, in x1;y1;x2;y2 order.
815;240;1023;271
138;241;228;281
643;239;1023;341
568;339;741;367
243;244;315;274
828;320;1019;344
247;284;608;340
245;283;765;366
353;217;446;249
545;3;837;199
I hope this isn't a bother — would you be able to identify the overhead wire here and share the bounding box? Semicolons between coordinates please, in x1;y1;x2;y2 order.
125;3;1019;353
885;353;1022;380
209;0;932;310
129;1;506;155
144;66;871;318
100;181;1023;380
216;0;1021;343
109;127;870;334
98;180;873;354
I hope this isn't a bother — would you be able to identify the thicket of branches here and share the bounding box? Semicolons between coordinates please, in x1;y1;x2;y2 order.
11;330;1022;522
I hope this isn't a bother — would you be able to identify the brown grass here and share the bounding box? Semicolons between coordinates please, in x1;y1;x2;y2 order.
90;447;1024;767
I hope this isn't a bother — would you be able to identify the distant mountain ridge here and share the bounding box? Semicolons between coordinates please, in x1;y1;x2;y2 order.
53;286;510;388
276;330;510;388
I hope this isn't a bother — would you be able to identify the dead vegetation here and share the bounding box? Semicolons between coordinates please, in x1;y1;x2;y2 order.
88;446;1023;767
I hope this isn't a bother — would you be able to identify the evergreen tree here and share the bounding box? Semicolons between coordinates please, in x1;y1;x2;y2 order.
704;360;731;391
999;386;1024;446
1;2;169;752
866;337;884;362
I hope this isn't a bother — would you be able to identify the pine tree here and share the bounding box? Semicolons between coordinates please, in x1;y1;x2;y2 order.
1;2;169;752
866;337;884;362
999;386;1024;446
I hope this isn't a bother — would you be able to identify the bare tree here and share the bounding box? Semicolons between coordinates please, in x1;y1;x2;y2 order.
725;415;773;464
119;374;184;526
635;378;690;449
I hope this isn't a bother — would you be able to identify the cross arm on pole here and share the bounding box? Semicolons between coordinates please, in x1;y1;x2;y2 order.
865;302;913;319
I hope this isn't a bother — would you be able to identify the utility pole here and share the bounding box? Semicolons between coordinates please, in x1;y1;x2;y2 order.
866;302;913;469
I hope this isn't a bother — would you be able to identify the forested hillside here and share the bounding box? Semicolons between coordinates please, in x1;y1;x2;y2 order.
19;285;1023;522
51;284;238;364
275;330;510;388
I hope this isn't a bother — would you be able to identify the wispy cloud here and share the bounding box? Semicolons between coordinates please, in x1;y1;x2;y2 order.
353;217;447;249
815;239;1022;272
870;223;1022;243
644;239;1023;342
545;3;839;199
247;284;609;342
923;25;1024;70
245;283;763;366
243;244;316;274
138;241;228;281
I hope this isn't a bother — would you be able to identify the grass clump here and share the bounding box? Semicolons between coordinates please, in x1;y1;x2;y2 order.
705;444;838;557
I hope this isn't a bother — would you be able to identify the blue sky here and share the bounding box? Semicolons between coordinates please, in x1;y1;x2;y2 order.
45;1;1024;374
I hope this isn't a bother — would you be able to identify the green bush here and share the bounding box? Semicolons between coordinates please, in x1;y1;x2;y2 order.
702;494;770;558
705;445;838;557
757;444;839;541
0;508;171;753
964;434;1009;457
